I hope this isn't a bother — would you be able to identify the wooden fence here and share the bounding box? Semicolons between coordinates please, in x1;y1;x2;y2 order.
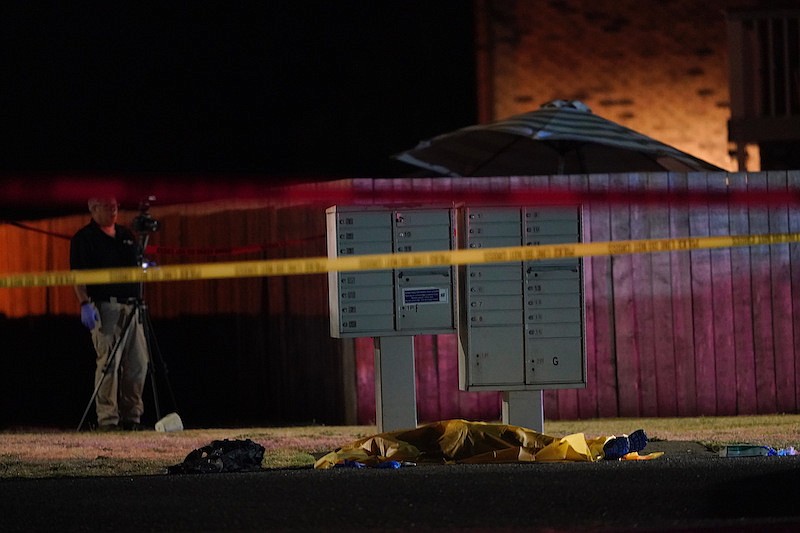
574;170;799;419
348;170;800;422
1;171;799;426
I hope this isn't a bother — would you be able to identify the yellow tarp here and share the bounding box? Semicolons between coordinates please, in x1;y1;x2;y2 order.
314;419;663;469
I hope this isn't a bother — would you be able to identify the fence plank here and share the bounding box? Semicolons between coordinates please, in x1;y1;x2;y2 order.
45;217;79;311
748;172;778;413
268;207;292;418
648;172;678;416
0;222;46;316
630;172;658;415
435;334;463;420
0;225;13;313
709;174;737;415
768;171;796;412
689;172;717;414
437;333;464;420
789;170;800;414
728;173;758;414
588;174;617;417
415;334;441;422
356;337;376;424
669;172;697;415
610;173;640;417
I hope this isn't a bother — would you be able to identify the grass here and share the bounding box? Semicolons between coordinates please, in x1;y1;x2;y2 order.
1;414;798;479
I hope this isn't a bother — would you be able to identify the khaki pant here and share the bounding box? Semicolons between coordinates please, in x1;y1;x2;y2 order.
90;302;149;427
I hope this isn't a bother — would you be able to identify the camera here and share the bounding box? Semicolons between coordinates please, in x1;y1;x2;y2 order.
132;196;160;234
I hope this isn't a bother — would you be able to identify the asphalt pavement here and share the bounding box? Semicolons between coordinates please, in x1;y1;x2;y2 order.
1;441;799;532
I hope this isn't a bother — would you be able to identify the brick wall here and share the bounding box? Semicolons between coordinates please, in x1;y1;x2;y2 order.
480;0;763;171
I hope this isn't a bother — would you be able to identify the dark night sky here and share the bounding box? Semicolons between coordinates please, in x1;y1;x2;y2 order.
2;2;476;183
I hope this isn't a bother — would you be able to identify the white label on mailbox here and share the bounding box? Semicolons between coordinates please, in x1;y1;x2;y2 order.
402;287;449;305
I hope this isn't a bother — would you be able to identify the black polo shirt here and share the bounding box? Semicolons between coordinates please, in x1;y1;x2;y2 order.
70;220;141;302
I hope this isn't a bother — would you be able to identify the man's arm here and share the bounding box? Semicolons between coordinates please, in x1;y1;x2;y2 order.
70;230;90;305
74;284;90;305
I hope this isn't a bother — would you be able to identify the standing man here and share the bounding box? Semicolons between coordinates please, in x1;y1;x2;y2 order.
70;197;149;431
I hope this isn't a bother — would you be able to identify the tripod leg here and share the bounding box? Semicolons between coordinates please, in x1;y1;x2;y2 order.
140;304;179;416
139;305;162;422
76;306;136;432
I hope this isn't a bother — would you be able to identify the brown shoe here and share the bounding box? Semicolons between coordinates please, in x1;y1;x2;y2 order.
97;424;119;432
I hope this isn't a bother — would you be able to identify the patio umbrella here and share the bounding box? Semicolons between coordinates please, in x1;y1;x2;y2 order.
393;100;723;176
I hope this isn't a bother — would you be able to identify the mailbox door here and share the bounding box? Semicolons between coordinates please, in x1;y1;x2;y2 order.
525;337;585;385
396;270;454;330
465;325;525;387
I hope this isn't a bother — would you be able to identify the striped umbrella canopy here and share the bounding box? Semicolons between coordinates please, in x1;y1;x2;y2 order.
393;100;723;176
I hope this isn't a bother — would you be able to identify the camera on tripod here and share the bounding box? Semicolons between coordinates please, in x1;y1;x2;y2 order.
131;196;159;267
132;196;160;234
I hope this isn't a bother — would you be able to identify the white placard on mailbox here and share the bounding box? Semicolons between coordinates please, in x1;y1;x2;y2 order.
457;206;586;391
327;206;456;338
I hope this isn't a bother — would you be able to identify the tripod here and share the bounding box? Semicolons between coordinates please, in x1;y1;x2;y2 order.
77;231;178;431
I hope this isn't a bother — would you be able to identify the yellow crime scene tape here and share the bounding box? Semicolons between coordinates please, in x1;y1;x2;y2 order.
2;232;800;289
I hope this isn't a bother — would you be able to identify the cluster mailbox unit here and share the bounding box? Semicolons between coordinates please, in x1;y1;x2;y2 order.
326;204;585;431
457;206;586;392
326;206;456;339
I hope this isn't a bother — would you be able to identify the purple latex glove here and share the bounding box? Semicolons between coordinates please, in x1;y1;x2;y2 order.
80;303;99;330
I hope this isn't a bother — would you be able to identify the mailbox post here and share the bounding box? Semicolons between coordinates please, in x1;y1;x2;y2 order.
326;206;456;432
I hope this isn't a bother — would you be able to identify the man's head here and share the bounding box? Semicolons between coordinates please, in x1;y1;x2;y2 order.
88;197;118;227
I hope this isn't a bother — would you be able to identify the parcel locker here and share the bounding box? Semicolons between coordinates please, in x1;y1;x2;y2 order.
525;338;585;385
461;325;525;387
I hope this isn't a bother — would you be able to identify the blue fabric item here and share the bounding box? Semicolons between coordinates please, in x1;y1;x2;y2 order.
602;436;630;460
335;460;366;469
80;303;99;330
628;429;648;453
603;429;648;460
